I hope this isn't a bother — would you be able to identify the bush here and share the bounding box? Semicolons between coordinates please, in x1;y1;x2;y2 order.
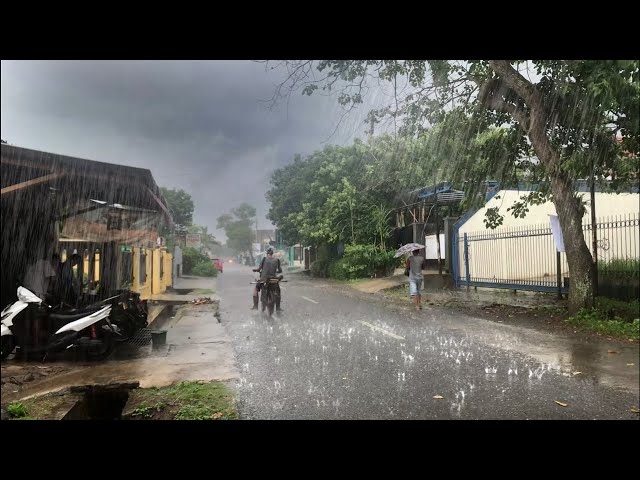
182;247;210;275
326;244;399;280
310;259;331;278
567;310;639;341
8;402;28;419
328;259;350;280
599;258;640;279
566;296;639;341
191;262;218;277
594;297;639;322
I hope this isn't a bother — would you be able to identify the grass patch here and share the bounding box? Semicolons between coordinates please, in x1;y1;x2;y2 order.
130;402;165;419
7;402;29;419
332;277;370;286
567;297;640;341
126;381;237;420
5;394;68;420
383;285;410;300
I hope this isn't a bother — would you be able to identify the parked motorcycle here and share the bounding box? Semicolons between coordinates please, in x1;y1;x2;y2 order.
52;290;148;340
1;286;117;361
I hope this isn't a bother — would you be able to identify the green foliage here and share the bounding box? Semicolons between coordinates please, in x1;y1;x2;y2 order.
182;247;210;275
594;297;639;322
7;402;28;418
370;204;393;251
267;60;640;307
310;244;335;277
310;259;331;278
328;259;349;280
266;135;434;249
567;310;639;341
599;258;640;279
187;224;219;251
131;402;164;419
160;187;195;226
195;264;217;277
192;262;218;277
217;203;256;255
567;296;639;340
131;381;237;420
328;244;398;280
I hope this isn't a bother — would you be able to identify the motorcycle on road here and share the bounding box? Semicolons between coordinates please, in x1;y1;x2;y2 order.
251;276;286;317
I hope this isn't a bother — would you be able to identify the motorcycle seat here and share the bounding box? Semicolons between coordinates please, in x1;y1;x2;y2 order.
48;311;96;322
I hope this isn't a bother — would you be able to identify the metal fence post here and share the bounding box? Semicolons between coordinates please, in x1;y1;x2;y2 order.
464;232;470;290
556;251;562;299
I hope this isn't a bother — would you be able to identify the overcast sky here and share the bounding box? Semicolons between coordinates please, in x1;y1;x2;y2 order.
1;60;383;241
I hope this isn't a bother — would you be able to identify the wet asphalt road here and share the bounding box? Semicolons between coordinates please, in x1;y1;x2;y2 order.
218;263;639;420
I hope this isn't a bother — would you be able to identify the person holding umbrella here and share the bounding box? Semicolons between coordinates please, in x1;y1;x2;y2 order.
395;243;426;311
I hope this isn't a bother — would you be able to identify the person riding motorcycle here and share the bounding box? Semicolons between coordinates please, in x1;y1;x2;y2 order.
251;248;283;312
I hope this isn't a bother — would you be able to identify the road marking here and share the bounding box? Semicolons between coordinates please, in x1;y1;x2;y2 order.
358;321;405;340
302;296;319;304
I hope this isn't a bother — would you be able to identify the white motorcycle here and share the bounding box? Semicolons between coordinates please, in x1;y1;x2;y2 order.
1;286;116;361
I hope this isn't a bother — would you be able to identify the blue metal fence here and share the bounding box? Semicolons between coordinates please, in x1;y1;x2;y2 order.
453;213;639;298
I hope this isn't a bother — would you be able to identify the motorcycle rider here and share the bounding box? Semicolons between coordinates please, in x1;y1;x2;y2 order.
251;248;283;312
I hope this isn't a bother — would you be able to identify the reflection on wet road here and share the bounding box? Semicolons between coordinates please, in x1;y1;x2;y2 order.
220;264;639;419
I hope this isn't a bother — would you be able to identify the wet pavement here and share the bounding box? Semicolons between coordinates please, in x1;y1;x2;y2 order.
219;263;639;419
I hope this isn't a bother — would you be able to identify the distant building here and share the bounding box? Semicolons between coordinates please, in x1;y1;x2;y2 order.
254;229;275;244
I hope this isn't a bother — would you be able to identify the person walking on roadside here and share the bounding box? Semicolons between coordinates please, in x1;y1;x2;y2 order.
406;249;426;311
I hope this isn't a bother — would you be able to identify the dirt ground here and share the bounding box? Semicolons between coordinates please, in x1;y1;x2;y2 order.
2;363;74;400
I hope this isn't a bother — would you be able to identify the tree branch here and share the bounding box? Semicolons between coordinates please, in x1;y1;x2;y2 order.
488;60;537;106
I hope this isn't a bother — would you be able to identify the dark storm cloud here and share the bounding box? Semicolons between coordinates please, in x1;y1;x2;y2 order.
0;60;377;239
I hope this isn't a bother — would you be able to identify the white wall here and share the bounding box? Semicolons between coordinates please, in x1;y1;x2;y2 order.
460;190;640;235
456;190;640;285
425;234;445;259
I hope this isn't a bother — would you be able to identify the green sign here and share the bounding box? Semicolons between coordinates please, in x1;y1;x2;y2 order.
120;246;132;253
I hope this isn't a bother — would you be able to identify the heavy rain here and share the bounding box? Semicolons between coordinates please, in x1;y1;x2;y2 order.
1;60;638;421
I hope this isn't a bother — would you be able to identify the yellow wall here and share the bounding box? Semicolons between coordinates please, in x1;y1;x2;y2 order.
133;247;173;298
152;249;166;295
133;247;152;300
162;251;173;291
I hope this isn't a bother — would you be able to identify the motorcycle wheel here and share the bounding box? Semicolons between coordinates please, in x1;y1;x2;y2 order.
260;289;267;312
1;335;15;360
85;332;114;361
265;288;275;317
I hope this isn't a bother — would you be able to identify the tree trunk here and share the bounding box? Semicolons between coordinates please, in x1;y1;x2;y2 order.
551;175;595;313
486;61;596;314
528;108;594;314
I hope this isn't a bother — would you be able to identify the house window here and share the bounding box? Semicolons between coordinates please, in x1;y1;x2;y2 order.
93;249;100;282
120;251;133;289
140;250;147;285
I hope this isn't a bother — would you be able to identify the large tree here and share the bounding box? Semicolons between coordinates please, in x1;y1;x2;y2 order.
266;136;434;249
217;203;257;263
187;224;220;252
265;60;639;312
160;187;195;226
